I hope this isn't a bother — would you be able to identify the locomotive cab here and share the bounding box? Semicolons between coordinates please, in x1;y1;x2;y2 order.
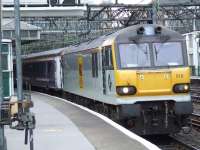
114;26;190;96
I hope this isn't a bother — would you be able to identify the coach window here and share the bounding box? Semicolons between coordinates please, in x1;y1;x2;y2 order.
103;46;113;69
92;52;98;77
2;54;8;70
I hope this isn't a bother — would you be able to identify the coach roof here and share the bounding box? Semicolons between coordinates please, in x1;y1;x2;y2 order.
23;47;64;59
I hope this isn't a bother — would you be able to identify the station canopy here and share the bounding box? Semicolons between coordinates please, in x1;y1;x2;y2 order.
80;0;152;4
3;0;199;5
2;0;48;5
2;19;41;41
81;0;199;5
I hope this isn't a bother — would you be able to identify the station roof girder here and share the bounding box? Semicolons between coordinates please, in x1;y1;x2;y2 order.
2;6;85;18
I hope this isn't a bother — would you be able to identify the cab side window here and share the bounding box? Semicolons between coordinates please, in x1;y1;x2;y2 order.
92;52;98;78
103;46;113;69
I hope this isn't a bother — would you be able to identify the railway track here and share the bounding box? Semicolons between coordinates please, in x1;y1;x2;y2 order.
191;87;200;103
191;113;200;131
168;135;200;150
159;112;200;150
146;135;200;150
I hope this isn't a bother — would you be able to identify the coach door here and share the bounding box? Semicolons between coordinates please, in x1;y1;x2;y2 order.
102;46;113;95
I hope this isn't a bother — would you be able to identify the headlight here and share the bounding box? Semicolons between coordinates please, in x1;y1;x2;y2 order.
116;86;137;96
173;84;190;93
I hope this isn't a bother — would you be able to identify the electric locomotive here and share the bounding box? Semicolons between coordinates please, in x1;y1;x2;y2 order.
62;24;192;135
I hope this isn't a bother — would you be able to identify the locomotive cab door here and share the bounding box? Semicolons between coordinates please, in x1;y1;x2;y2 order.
102;46;114;95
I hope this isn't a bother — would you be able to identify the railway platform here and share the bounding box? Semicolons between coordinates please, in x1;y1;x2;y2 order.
5;92;160;150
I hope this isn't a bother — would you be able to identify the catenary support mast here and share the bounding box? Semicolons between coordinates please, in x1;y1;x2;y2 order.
0;0;6;149
14;0;23;102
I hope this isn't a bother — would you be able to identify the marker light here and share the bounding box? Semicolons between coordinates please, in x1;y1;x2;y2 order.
173;84;190;93
184;85;189;91
116;86;137;96
122;87;129;94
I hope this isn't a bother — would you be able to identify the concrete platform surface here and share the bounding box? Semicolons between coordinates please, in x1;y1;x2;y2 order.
5;92;160;150
5;93;95;150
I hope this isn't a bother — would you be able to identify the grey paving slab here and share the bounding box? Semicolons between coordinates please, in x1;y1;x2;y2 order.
5;93;95;150
32;93;155;150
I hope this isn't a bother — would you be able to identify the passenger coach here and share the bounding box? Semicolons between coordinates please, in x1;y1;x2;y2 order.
22;48;63;90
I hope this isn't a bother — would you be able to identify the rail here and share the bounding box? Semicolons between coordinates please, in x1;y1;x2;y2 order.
147;135;200;150
190;86;200;104
170;136;200;150
191;113;200;131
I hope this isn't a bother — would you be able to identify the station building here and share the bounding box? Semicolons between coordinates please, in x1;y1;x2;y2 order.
2;19;41;42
